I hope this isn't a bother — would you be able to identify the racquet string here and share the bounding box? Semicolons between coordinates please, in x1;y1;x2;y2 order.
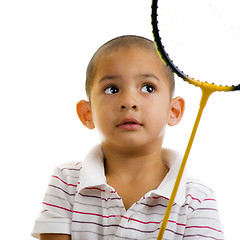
157;0;240;87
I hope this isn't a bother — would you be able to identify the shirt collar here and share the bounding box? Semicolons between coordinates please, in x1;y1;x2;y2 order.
78;145;186;206
78;144;106;192
149;148;187;206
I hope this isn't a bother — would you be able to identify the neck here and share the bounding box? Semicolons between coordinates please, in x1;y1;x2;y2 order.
102;143;169;182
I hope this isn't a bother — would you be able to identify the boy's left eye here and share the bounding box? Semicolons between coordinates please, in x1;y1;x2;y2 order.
141;84;155;93
104;86;119;95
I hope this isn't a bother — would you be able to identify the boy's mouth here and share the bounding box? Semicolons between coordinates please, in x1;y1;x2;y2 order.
117;118;143;130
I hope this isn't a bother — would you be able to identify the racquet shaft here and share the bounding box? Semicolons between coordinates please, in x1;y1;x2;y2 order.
157;86;214;239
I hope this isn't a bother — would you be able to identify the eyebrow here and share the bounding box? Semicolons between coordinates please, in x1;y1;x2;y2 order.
98;75;122;84
140;73;160;82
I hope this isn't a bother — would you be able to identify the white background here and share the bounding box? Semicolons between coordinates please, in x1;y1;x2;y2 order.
0;1;239;239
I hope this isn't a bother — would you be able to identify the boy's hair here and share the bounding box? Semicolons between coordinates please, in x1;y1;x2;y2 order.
85;35;175;99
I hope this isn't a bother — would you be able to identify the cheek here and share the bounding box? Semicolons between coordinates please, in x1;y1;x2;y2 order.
146;101;171;129
91;111;106;140
91;105;112;131
148;110;168;140
145;96;171;117
91;110;115;143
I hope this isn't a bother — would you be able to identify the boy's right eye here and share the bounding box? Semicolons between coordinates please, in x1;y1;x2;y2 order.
104;86;119;95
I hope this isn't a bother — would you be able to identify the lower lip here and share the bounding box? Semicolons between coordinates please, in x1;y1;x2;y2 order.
117;124;143;130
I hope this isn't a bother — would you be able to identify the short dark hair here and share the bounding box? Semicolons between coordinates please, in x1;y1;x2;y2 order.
85;35;175;99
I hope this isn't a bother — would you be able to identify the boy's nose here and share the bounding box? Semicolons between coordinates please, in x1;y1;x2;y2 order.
121;104;138;111
119;90;139;111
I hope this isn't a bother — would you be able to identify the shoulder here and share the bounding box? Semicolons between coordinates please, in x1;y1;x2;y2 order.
185;178;218;212
49;144;104;191
49;161;83;190
186;178;214;197
56;161;83;176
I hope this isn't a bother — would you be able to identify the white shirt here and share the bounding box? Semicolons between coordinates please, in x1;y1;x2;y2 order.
32;145;224;239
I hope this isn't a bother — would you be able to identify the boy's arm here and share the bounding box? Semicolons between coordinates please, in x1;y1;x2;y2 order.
32;163;80;237
40;234;71;240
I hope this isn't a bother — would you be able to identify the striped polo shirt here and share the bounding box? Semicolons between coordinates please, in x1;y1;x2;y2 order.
32;145;224;239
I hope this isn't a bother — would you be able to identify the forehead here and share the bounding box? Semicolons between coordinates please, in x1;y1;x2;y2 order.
93;46;168;81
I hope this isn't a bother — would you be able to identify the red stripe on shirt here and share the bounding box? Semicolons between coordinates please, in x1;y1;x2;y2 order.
43;202;72;212
186;194;201;203
73;210;186;227
51;175;77;187
203;198;216;202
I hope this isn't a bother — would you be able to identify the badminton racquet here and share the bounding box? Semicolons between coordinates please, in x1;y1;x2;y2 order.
151;0;240;239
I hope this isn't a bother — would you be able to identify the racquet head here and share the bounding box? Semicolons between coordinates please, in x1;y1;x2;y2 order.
152;0;240;92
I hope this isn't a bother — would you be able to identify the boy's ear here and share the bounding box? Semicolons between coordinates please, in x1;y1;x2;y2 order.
168;97;185;126
76;100;95;129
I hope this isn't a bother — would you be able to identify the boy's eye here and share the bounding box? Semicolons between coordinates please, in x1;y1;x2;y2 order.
141;84;155;93
104;86;119;95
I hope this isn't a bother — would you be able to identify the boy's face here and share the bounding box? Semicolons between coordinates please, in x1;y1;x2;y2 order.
79;47;183;153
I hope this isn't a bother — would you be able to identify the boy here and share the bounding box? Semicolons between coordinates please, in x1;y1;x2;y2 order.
32;35;223;239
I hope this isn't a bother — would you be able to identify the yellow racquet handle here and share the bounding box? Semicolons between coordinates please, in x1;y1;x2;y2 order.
157;85;215;240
